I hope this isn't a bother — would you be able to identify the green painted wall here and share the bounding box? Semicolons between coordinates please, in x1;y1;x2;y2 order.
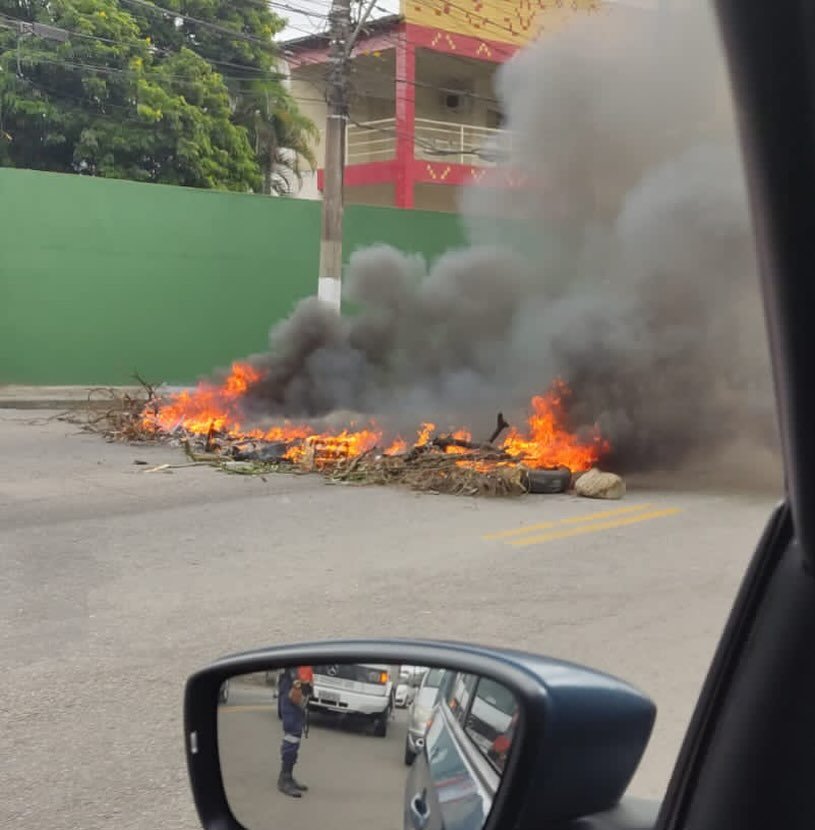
0;168;465;385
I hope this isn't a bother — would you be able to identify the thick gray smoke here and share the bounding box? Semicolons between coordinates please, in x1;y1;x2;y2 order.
238;4;777;473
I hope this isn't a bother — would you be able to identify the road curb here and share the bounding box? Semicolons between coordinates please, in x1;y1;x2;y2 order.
0;386;144;411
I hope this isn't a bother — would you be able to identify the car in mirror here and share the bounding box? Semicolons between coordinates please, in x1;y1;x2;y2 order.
394;680;414;709
184;640;657;830
404;665;447;765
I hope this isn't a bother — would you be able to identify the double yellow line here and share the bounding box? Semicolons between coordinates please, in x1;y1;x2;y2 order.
484;503;682;548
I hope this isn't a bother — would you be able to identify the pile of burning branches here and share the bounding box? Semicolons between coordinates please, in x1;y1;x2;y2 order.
67;364;615;498
166;413;572;497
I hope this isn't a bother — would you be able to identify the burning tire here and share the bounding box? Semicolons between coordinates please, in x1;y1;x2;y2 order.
522;467;572;494
232;441;290;462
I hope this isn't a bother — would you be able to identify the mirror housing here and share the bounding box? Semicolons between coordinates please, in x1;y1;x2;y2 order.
184;639;656;830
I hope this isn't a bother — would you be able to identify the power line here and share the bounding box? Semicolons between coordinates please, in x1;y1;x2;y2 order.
11;70;156;124
348;68;501;107
408;0;526;53
117;0;280;48
242;0;333;11
22;63;321;113
290;53;504;113
4;50;307;91
0;15;331;103
4;49;492;145
345;108;506;162
267;2;330;18
288;0;520;62
0;12;117;48
288;27;504;105
0;10;295;81
285;21;514;100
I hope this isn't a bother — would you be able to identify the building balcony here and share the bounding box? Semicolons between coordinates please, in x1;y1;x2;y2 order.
312;115;518;211
344;117;506;167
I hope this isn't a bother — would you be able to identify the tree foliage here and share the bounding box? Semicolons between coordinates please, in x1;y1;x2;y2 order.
124;0;319;193
0;0;317;192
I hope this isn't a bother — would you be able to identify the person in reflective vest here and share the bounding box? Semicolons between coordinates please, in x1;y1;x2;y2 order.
488;709;518;772
278;666;313;798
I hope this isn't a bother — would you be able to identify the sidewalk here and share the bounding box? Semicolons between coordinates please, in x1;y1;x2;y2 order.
0;385;145;410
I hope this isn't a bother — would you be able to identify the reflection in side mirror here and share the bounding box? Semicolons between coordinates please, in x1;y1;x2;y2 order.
217;663;519;830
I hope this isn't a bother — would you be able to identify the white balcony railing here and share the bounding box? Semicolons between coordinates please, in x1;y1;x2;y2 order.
345;118;396;163
344;117;506;167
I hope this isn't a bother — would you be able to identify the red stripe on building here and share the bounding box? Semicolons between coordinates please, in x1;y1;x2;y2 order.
405;22;519;63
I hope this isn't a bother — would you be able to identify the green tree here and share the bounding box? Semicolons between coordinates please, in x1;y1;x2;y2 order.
122;0;318;193
0;0;261;189
235;78;318;195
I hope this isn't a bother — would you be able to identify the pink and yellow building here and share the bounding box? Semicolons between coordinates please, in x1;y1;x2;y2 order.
284;0;601;211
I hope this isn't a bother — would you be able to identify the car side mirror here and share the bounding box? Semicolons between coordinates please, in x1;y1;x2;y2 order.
183;639;656;830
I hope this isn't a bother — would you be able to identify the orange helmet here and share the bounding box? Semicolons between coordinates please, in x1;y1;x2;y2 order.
297;666;314;683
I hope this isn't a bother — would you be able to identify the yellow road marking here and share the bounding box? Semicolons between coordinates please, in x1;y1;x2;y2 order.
509;507;682;548
483;503;654;541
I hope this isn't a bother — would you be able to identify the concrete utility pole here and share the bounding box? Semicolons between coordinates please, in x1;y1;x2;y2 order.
318;0;378;311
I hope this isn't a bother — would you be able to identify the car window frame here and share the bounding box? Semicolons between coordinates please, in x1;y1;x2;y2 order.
435;678;503;798
463;675;518;774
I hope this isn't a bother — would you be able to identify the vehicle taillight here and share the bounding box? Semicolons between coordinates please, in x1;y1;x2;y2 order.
379;672;389;684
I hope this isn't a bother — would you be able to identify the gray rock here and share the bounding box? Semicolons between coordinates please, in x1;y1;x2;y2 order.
574;468;626;500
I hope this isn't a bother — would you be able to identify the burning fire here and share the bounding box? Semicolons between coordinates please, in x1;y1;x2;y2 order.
143;362;608;472
502;381;609;473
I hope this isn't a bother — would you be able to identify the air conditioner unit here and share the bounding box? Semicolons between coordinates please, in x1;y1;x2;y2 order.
440;82;474;116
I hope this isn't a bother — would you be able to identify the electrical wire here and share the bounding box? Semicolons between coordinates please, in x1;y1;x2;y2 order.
345;112;504;161
407;0;529;52
0;8;335;103
0;10;293;81
283;9;516;93
3;51;328;114
283;24;504;107
2;48;326;100
348;69;501;107
3;2;512;140
117;0;284;47
304;0;520;62
267;2;330;19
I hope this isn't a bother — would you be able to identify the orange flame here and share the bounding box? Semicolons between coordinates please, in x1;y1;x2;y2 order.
384;437;408;456
144;364;607;473
284;428;381;467
144;361;262;436
415;423;435;446
501;380;608;472
444;428;473;456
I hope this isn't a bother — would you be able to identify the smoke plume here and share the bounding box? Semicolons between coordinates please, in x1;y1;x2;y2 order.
239;4;777;473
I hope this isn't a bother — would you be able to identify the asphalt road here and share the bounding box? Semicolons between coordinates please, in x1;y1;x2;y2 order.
1;411;780;830
219;675;410;830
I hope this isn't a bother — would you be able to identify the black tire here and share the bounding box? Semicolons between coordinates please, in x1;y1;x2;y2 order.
233;441;289;462
404;742;416;766
522;466;572;494
373;712;388;738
